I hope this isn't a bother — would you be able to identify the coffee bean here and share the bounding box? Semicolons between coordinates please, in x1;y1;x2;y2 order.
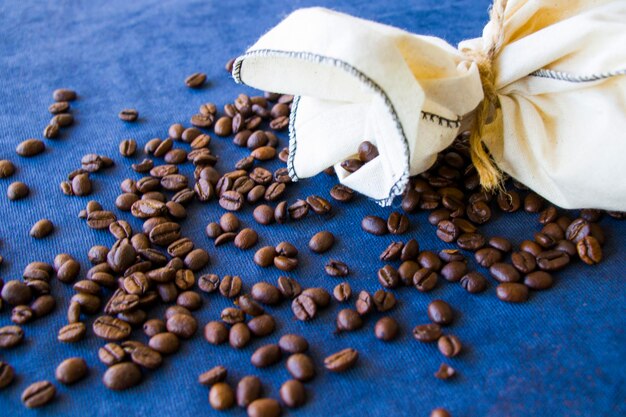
53;88;76;101
413;268;438;292
474;248;502;268
93;315;132;341
496;282;529;302
31;295;56;317
251;344;281;367
466;201;491;224
166;313;197;339
58;322;86;343
214;116;233;136
457;232;485;251
306;195;332;214
253;205;274;225
489;263;521;283
524;271;553;290
418;251;443;271
55;357;87;385
21;380;56;408
330;184;354;202
247;314;275;337
511;251;537;273
209;382;235;410
235;295;264;317
431;407;453;417
566;218;591;243
277;276;302;298
118;109;138;122
219;190;244;211
336;308;363;331
43;123;60;139
536;250;570;271
441;261;467;282
29;218;54;239
433;363;456;381
291;294;317;321
221;307;245;324
103;362;142;390
413;323;442;342
0;159;15;178
286;353;315;381
278;334;308;354
0;325;24;348
325;259;349;277
236;376;262;407
309;231;335;253
373;289;396;312
428;300;453;325
129;343;162;369
248;398;281;417
185;72;207;88
438;335;462;357
333;282;351;302
98;343;126;366
355;290;373;315
377;265;399;288
198;274;220;294
280;379;306;408
49;101;70;114
204;321;228;345
52;113;74;127
324;348;358;372
375;316;399;341
251;282;282;305
288;199;309;220
143;319;166;337
301;287;330;307
254;246;277;267
184;248;209;271
229;322;251;349
0;361;15;388
219;275;242;298
198;365;227;386
7;181;29;200
234;228;258;250
11;305;33;324
387;212;409;234
2;280;32;305
577;236;602;265
361;215;387;235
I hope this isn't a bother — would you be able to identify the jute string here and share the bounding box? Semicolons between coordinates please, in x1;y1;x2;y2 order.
462;0;508;191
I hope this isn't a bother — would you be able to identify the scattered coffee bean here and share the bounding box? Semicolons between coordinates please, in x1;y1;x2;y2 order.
280;379;306;408
119;109;138;121
438;335;462;357
0;361;15;388
428;300;453;325
375;317;399;341
30;218;54;238
324;348;358;372
309;231;335;253
21;380;56;408
198;365;227;386
286;353;315;381
55;357;88;385
237;375;262;407
7;181;29;200
413;323;442;343
103;362;142;390
496;283;529;303
434;364;456;381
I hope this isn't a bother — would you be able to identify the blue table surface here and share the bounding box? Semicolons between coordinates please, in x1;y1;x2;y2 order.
0;0;624;416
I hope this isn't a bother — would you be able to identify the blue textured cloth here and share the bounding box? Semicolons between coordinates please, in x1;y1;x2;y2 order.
0;1;624;416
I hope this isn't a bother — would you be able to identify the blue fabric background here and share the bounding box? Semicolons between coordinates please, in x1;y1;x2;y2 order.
0;1;624;416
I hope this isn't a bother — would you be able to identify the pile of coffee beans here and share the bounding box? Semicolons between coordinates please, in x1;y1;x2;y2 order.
0;65;622;417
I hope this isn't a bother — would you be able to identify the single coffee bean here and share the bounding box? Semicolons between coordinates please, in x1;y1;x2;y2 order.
166;313;197;339
330;184;354;202
436;220;459;243
0;325;24;348
198;274;220;294
204;321;229;345
0;361;15;388
291;294;317;321
234;228;258;250
374;316;399;341
221;307;245;324
301;287;330;307
324;259;349;277
210;382;235;410
143;319;166;337
0;160;16;178
288;199;309;220
43;123;60;139
2;280;32;305
58;322;86;343
184;248;209;271
489;263;521;283
251;282;282;305
280;379;306;408
566;218;591;243
438;335;462;357
524;271;553;290
219;275;243;298
511;251;537;274
413;323;442;343
355;290;373;315
428;300;453;325
103;362;142;390
413;268;438;292
387;212;409;234
309;231;335;253
30;295;56;317
358;141;379;162
536;250;570;271
55;357;87;385
474;248;502;268
98;343;126;366
333;282;351;302
253;204;275;225
306;195;332;214
93;316;131;341
361;215;387;235
247;398;281;417
457;232;486;251
441;261;467;282
198;365;227;386
237;376;262;407
16;138;45;157
418;251;443;271
324;348;358;372
576;235;603;265
277;276;302;298
219;190;244;211
496;283;529;303
336;308;363;332
254;246;277;267
433;364;456;381
185;72;207;88
21;380;56;408
7;181;29;200
48;101;69;114
53;88;76;101
251;344;282;367
229;322;251;349
30;218;54;239
279;334;308;353
286;353;315;381
247;314;275;337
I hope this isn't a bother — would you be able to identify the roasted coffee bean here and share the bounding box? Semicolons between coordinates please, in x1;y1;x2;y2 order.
205;222;223;238
374;316;399;341
418;251;443;271
387;212;409;234
55;357;87;385
251;282;282;305
280;379;306;408
161;174;188;191
248;398;281;417
204;321;229;345
31;295;56;317
433;364;456;381
361;215;387;235
358;140;379;162
43;123;60;139
441;261;467;282
253;204;275;225
103;362;142;391
57;322;86;343
51;113;74;127
53;88;76;101
536;250;570;271
301;287;330;307
209;382;235;410
11;305;33;324
309;231;335;253
0;159;16;178
306;195;332;214
254;246;277;267
577;236;602;265
93;316;132;341
341;158;363;173
0;361;15;388
373;290;396;312
16;138;45;157
219;190;244;211
324;348;358;372
565;218;591;243
413;268;438;292
400;240;419;261
221;307;245;324
7;181;29;200
49;101;70;114
198;274;220;293
511;251;537;273
428;300;453;325
333;282;351;302
277;276;302;298
436;220;459;243
330;184;354;202
229;322;251;349
71;292;102;313
286;353;315;381
185;72;206;88
291;294;317;321
214;116;233;136
131;199;166;219
520;239;543;257
278;334;308;354
237;294;265;317
336;308;363;331
496;283;529;303
489;237;512;252
251;344;281;367
2;280;32;305
184;248;209;271
377;265;400;288
524;271;553;290
21;380;56;408
489;263;521;283
98;343;126;366
177;291;202;311
219;275;243;298
474;248;502;268
166;313;197;339
252;146;276;161
457;232;485;251
413;323;442;343
380;241;403;261
143;319;166;338
237;376;262;407
325;259;349;277
466;201;491;224
198;365;227;386
129;344;162;369
248;314;276;337
234;228;258;250
497;190;521;212
288;199;309;220
438;335;462;357
0;325;24;348
355;290;373;315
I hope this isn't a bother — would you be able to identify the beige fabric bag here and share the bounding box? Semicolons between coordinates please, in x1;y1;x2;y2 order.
233;0;626;210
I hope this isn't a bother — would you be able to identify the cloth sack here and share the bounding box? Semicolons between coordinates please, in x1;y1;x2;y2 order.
232;0;626;210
